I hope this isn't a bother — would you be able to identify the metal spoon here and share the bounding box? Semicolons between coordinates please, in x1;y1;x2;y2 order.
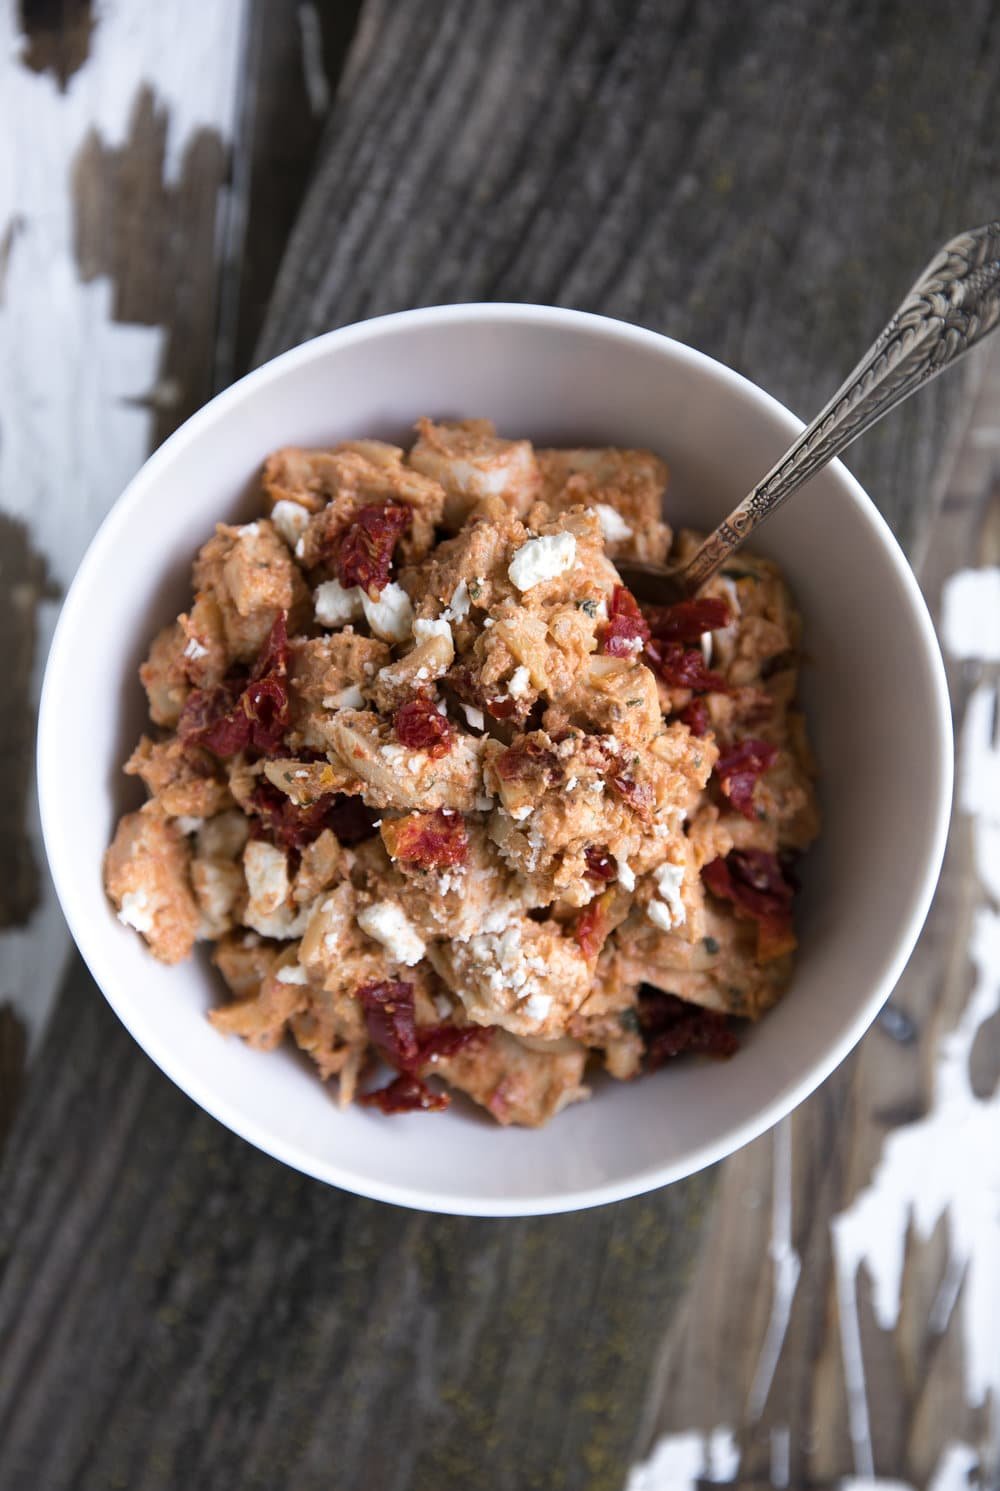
617;221;1000;605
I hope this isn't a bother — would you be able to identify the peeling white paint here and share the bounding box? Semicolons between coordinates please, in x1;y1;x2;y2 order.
832;567;1000;1474
941;567;1000;661
0;1;247;1048
747;1119;801;1419
624;1427;739;1491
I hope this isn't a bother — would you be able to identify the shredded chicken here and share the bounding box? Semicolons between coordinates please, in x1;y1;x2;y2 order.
105;419;819;1124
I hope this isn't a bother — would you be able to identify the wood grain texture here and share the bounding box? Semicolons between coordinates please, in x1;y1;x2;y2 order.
633;356;1000;1491
2;2;1000;1488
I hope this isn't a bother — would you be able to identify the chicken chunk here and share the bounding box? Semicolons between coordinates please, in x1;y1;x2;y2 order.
537;445;671;562
409;418;541;529
104;808;199;964
192;519;309;662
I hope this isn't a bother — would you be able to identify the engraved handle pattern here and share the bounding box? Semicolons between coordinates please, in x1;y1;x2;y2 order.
679;221;1000;592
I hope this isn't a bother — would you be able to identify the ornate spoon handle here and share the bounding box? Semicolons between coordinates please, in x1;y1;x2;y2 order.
678;221;1000;593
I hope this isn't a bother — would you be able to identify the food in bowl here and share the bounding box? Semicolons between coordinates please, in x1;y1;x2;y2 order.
104;419;819;1126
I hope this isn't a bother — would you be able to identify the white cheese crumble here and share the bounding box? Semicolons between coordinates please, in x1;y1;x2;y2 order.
462;703;485;731
357;901;426;966
174;815;204;836
507;665;531;698
271;499;310;548
314;578;365;627
413;617;454;647
616;855;636;892
523;991;552;1022
183;636;208;661
238;522;261;537
361;582;414;643
647;859;687;931
276;964;309;985
444;579;471;622
595;503;633;542
701;631;713;665
322;684;365;710
118;890;153;934
508;532;577;591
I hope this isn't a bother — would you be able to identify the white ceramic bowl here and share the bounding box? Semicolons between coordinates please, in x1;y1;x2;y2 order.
38;305;952;1216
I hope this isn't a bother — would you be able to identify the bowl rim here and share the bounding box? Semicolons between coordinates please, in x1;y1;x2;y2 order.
37;302;954;1216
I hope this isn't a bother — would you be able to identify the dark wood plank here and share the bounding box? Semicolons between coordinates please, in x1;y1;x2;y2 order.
4;2;1000;1488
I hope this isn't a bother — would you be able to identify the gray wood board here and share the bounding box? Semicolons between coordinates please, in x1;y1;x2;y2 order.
3;2;999;1487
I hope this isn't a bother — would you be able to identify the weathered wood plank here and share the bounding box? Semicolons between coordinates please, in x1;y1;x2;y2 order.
2;3;1000;1489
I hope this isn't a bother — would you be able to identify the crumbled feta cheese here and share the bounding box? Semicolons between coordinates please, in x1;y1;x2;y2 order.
322;684;365;710
315;578;364;627
357;901;426;966
361;582;413;643
271;499;311;548
244;840;290;915
595;596;609;621
174;815;204;835
414;617;454;646
183;636;208;661
508;532;577;591
444;580;471;622
433;992;454;1020
616;854;636;892
701;631;713;665
564;775;579;792
462;703;485;731
435;698;447;715
482;617;495;628
276;964;309;985
294;536;306;560
238;522;261;537
379;742;410;770
510;804;532;822
118;889;153;934
523;992;552;1022
595;503;633;542
507;665;531;699
647;859;687;930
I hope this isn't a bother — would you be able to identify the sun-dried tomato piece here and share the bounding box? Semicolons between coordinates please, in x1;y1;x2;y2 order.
359;1073;450;1113
574;889;614;959
337;502;412;598
678;698;710;736
714;737;778;819
178;615;291;758
249;781;339;850
495;736;560;784
250;612;289;681
644;596;730;644
638;989;738;1067
601;585;651;657
418;1024;490;1064
584;845;617;882
326;795;379;845
178;680;250;756
242;674;291;755
645;638;728;694
382;808;469;869
702;850;795;963
485;694;517;719
356;979;420;1070
394;695;454;757
609;771;654;820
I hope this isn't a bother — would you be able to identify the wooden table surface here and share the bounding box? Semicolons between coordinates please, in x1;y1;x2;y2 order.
1;4;998;1488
